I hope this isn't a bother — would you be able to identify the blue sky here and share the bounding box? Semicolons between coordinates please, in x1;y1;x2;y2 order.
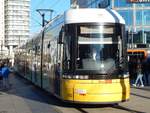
30;0;70;34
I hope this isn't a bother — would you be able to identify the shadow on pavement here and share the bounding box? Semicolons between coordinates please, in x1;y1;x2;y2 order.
131;86;150;92
2;74;116;108
131;92;150;99
112;105;146;113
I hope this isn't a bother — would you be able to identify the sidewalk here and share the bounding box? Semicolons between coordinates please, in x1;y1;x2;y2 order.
0;73;59;113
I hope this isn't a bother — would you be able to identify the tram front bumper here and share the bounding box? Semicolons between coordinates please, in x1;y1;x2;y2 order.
61;79;130;103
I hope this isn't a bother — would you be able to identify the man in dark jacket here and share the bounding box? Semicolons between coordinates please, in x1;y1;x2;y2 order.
0;62;10;88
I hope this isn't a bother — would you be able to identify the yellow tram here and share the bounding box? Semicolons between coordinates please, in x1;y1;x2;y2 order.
14;8;130;104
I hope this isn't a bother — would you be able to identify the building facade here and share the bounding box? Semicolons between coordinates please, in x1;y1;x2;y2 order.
0;0;30;60
0;0;5;57
71;0;109;8
111;0;150;49
5;0;30;56
70;0;150;49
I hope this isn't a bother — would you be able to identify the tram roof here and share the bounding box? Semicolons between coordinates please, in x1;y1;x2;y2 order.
64;8;125;25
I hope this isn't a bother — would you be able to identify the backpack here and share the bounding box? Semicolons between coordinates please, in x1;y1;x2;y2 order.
1;67;10;78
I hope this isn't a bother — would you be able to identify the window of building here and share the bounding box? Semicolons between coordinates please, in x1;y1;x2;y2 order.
132;28;150;44
136;10;150;26
136;10;142;26
118;10;133;26
143;28;150;43
135;3;150;7
114;0;132;7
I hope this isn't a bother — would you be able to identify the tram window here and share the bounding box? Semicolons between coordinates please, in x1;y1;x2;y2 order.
58;26;64;44
76;24;122;73
80;26;113;34
77;44;118;72
63;35;71;70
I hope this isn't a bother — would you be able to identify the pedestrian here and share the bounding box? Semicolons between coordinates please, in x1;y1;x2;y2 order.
133;59;144;87
0;61;3;88
129;58;136;84
1;61;11;89
147;56;150;86
143;58;149;86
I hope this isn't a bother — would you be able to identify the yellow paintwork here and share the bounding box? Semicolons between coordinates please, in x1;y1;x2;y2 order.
61;78;130;103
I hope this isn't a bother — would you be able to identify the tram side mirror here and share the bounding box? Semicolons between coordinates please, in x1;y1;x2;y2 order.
58;27;64;44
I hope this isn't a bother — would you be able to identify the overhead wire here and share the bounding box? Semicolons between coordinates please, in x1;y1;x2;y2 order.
49;0;61;8
34;0;47;10
30;0;70;32
48;0;69;17
31;16;42;26
30;0;47;31
58;0;69;12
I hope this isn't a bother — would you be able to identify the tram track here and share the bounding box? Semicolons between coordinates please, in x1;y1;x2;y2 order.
54;102;124;113
31;85;150;113
31;86;128;113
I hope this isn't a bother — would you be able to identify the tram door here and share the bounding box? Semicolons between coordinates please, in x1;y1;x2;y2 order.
54;27;64;96
55;38;63;96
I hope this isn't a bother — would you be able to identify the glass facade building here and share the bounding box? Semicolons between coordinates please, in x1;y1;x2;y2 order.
112;0;150;49
71;0;150;49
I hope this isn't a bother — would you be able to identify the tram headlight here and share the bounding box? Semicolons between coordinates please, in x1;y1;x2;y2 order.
84;75;89;79
63;75;89;79
62;75;72;79
77;75;89;79
75;75;79;79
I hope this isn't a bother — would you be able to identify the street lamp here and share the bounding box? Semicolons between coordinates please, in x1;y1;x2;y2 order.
36;9;54;88
36;9;54;26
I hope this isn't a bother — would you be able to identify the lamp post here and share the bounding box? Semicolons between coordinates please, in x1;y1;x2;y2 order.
36;9;54;88
142;12;148;44
132;3;136;49
36;9;54;25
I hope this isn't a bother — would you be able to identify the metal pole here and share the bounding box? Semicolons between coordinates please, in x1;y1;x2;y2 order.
132;3;136;48
40;13;45;88
36;9;53;88
141;5;145;44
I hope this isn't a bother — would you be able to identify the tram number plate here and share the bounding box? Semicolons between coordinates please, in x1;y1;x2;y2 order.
75;89;87;95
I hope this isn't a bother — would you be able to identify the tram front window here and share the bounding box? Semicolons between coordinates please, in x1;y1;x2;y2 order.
77;44;118;72
76;24;121;74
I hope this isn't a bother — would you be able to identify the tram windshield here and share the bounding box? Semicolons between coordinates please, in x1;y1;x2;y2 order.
76;24;122;74
63;24;125;75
